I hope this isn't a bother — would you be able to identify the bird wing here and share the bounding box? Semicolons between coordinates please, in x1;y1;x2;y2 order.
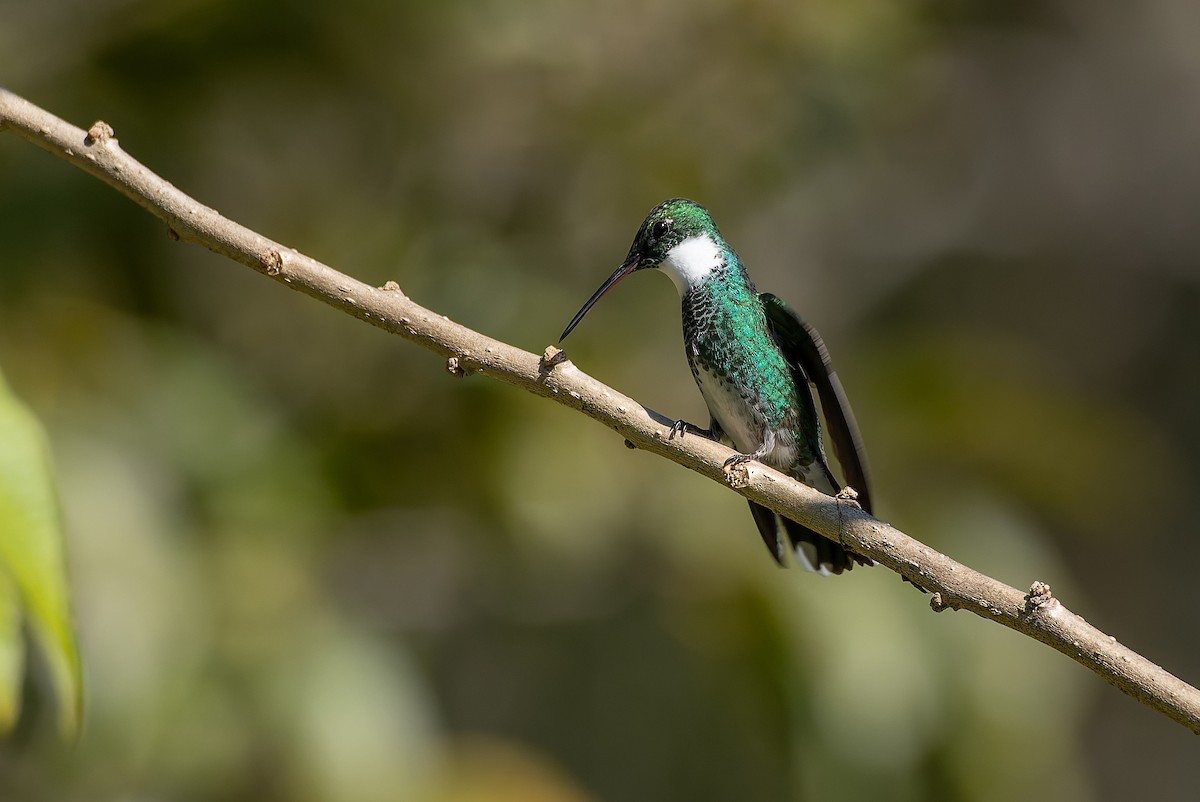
759;293;873;515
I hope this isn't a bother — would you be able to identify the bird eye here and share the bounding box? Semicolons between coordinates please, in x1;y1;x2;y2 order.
650;219;673;241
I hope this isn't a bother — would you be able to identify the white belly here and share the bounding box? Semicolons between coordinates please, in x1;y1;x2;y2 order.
693;364;801;472
692;363;840;496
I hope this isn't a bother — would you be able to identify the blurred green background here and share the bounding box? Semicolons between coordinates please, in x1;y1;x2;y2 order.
3;1;1199;799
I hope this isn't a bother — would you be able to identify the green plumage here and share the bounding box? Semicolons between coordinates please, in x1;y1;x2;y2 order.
682;248;822;468
560;198;872;574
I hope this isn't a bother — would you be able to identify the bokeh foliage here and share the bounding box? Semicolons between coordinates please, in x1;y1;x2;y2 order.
3;1;1200;800
0;370;82;739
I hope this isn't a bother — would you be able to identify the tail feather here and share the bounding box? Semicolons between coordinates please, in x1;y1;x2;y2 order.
748;501;786;565
747;500;870;575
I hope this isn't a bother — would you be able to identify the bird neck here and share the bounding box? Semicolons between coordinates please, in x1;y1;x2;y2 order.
659;234;737;296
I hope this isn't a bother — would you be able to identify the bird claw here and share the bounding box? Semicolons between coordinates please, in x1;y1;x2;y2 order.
668;419;710;441
722;453;754;469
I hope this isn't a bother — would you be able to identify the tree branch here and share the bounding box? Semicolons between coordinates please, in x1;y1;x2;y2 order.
3;86;1198;733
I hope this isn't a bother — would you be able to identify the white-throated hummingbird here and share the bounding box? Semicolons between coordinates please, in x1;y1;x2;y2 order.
560;198;873;574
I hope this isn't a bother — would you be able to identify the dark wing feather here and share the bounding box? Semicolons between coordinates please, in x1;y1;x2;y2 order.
759;293;873;515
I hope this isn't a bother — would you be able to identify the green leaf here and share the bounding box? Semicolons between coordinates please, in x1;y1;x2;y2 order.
0;369;83;738
0;571;24;731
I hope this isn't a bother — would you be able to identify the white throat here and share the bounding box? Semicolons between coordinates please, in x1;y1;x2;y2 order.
659;235;722;296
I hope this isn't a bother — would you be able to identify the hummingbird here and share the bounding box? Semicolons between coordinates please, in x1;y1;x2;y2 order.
559;198;873;574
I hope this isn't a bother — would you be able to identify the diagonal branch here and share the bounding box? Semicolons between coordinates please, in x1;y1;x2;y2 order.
3;86;1198;733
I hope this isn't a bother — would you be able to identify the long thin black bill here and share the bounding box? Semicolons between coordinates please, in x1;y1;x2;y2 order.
559;258;639;342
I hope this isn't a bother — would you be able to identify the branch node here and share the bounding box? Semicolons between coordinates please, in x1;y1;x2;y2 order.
446;356;475;378
723;461;751;489
929;591;961;613
1023;580;1057;616
84;120;114;146
624;439;637;450
540;345;568;378
166;227;181;242
380;280;406;297
260;249;284;276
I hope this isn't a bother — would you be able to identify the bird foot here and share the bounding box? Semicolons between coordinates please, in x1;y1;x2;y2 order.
721;453;756;469
668;419;711;441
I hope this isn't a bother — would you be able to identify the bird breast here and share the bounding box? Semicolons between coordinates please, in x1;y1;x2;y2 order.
691;359;800;471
